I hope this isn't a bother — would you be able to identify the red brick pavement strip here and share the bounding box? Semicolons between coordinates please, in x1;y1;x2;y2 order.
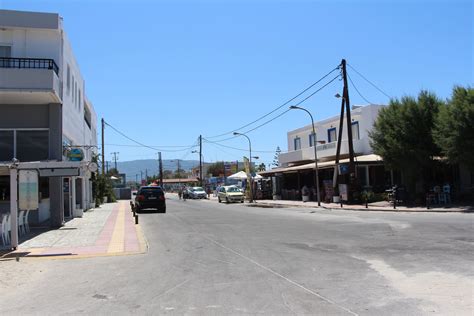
11;202;146;259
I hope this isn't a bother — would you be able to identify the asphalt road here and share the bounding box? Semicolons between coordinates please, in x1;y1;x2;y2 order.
1;197;473;315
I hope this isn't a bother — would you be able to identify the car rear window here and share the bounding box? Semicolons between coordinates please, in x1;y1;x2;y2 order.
139;187;164;195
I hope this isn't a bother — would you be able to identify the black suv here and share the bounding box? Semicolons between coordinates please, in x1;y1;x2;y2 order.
134;186;166;213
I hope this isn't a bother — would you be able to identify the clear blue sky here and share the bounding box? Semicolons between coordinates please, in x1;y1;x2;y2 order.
2;0;472;168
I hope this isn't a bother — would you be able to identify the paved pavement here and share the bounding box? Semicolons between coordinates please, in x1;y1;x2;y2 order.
2;201;146;259
200;192;472;213
0;195;472;315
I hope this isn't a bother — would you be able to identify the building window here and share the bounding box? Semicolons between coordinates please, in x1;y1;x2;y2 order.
294;137;301;150
66;65;71;94
16;130;49;162
328;128;337;143
0;176;10;201
309;132;317;147
0;131;14;161
0;46;11;57
352;121;360;140
72;76;75;101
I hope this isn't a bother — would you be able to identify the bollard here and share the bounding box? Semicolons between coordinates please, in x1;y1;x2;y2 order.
366;200;368;209
394;198;397;210
135;214;138;224
340;196;343;208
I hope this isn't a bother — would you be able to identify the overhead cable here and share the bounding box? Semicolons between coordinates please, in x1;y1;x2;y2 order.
104;121;198;152
204;64;341;139
347;63;391;99
347;73;373;104
208;73;341;143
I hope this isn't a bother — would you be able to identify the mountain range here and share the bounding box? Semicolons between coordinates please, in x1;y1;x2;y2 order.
116;159;200;181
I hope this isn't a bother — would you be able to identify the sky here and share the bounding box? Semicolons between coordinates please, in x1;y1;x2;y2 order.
1;0;472;168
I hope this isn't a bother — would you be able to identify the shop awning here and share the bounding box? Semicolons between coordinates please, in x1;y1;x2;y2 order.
258;154;383;176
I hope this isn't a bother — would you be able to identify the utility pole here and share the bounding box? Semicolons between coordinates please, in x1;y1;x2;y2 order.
140;170;143;184
135;174;139;188
111;152;119;171
334;58;355;202
101;118;105;174
158;152;163;187
199;135;203;187
145;168;148;182
106;161;109;174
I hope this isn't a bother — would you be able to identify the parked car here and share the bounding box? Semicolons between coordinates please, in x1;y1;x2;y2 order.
134;186;166;213
218;185;245;203
188;186;207;199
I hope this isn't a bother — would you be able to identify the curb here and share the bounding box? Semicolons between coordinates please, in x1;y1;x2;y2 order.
248;202;473;214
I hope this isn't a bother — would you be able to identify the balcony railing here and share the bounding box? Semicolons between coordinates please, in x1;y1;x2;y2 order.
0;57;59;75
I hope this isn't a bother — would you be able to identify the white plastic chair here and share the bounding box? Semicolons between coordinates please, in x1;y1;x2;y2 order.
18;210;25;236
23;210;30;234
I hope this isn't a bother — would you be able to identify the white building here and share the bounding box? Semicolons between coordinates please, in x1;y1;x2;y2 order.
279;104;383;167
0;9;97;227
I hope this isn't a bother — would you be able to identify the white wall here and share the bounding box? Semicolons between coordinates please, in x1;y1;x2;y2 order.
281;105;384;165
0;28;61;65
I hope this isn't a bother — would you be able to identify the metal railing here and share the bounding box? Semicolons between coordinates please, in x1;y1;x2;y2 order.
0;57;59;75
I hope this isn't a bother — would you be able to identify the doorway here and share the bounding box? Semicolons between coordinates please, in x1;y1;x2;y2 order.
63;177;72;219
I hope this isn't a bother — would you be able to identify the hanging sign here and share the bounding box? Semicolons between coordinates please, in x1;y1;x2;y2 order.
67;148;84;161
19;170;39;210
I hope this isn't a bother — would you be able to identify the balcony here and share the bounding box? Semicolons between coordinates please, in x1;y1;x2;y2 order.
279;138;369;166
0;57;61;104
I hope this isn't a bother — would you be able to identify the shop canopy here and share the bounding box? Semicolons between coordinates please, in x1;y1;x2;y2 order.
258;154;383;177
228;171;263;180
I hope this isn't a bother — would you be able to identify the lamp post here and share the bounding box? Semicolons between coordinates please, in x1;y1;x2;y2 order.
233;132;253;203
289;105;321;206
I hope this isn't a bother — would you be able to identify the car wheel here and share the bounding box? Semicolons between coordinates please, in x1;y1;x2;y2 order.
241;200;244;203
135;207;141;213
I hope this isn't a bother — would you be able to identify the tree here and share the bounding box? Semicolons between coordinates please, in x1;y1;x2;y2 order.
369;90;443;195
272;146;281;167
207;162;224;177
257;163;266;172
163;170;174;179
434;86;474;170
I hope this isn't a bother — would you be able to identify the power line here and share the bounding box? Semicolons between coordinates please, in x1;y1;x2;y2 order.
347;63;391;99
203;138;275;153
204;64;341;139
105;143;196;152
104;121;198;152
347;73;372;104
207;73;341;144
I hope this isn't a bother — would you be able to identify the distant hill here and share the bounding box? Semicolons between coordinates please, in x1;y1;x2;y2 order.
116;159;199;181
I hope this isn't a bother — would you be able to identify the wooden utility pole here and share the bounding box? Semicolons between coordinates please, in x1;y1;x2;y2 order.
199;135;203;187
158;152;163;186
334;59;356;202
111;152;119;171
101;118;105;174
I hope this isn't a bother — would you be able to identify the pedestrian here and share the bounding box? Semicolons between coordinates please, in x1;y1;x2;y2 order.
178;187;182;200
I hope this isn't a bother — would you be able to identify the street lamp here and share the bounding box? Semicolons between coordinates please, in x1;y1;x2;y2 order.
233;132;254;203
289;105;321;206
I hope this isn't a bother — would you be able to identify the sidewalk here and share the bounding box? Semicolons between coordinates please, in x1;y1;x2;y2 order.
194;193;473;213
1;200;147;260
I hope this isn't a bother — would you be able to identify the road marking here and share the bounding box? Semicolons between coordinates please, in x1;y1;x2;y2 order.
172;213;358;315
203;235;358;315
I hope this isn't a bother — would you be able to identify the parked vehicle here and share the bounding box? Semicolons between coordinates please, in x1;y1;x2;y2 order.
134;186;166;213
188;186;207;199
218;185;245;203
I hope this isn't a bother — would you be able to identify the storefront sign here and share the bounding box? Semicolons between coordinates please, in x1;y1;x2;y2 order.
19;170;39;210
67;148;84;161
